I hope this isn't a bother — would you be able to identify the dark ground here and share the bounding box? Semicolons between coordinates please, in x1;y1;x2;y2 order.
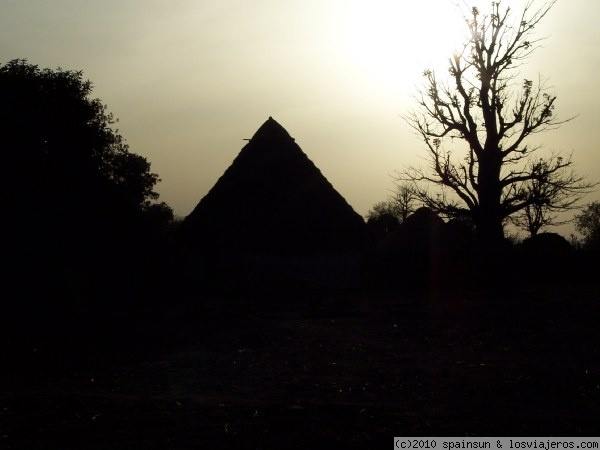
2;286;599;449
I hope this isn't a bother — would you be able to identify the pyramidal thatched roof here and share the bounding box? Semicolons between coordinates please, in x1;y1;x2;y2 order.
180;117;367;255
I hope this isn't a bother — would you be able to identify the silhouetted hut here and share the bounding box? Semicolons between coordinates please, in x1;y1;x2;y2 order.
179;117;368;290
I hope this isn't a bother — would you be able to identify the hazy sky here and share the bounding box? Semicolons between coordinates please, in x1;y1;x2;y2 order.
2;0;599;234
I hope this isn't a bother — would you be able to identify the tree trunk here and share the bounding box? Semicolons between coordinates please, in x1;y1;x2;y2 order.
475;210;505;246
475;152;505;248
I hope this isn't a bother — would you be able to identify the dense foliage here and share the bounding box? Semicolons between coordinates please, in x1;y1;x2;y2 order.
1;59;172;313
575;201;600;249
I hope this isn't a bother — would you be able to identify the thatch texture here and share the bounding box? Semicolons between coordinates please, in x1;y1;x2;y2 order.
180;117;367;256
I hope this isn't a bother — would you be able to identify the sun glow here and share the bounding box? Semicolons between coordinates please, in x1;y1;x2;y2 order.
335;0;471;90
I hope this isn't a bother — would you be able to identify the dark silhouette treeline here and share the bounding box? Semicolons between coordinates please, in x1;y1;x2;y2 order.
364;206;599;291
2;60;599;335
1;60;175;333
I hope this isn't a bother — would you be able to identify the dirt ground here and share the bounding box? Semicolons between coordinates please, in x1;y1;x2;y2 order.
2;286;599;449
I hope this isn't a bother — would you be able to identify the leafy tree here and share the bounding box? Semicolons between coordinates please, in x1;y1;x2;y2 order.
366;201;401;237
575;201;600;248
143;201;176;229
1;59;172;306
1;59;165;219
401;1;594;247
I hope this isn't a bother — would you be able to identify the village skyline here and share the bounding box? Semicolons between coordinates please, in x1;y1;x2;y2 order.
3;3;600;444
2;0;599;235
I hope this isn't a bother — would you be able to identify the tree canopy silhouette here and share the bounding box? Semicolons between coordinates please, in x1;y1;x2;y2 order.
1;59;171;307
1;59;164;218
575;201;600;249
401;1;594;247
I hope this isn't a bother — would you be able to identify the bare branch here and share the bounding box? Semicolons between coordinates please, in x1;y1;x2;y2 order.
401;0;593;244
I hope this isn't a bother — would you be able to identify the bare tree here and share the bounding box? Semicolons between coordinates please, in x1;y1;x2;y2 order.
401;1;594;247
367;183;418;224
392;183;417;222
510;203;553;237
509;158;576;236
366;183;418;239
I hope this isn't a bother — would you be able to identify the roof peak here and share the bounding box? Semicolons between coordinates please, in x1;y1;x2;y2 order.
251;116;293;142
